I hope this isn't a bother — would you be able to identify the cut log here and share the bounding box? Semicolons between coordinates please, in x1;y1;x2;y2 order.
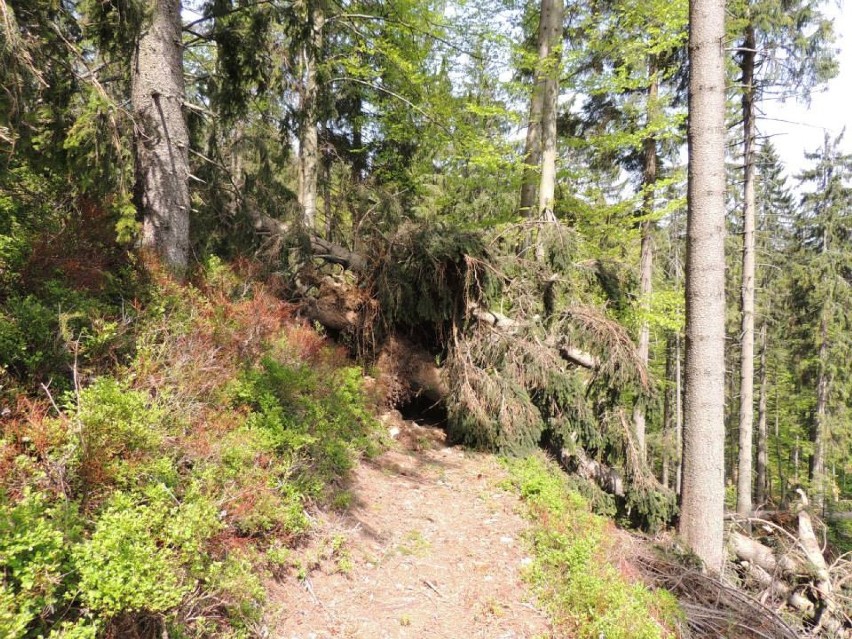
309;237;366;272
559;447;625;497
729;531;799;576
795;502;845;635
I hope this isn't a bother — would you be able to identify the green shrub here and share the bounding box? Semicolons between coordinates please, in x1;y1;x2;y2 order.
505;454;681;639
0;490;79;639
74;485;220;618
231;357;378;501
204;552;266;633
65;377;164;489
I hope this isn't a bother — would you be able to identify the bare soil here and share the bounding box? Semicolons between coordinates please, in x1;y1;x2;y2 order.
268;417;553;639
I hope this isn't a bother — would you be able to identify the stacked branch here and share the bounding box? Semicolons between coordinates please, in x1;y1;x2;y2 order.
727;494;852;637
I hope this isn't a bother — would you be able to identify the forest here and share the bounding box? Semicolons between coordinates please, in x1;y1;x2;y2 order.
1;0;851;636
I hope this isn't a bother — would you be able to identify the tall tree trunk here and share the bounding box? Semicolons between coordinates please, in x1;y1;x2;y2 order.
756;321;769;504
520;0;562;218
322;133;334;240
675;331;683;495
132;0;191;273
298;0;324;230
537;0;563;222
662;334;675;489
680;0;727;572
736;24;757;516
775;377;783;499
633;56;659;462
812;310;829;510
519;73;543;214
351;95;366;184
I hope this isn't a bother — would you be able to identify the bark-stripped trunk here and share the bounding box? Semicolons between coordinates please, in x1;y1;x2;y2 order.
632;56;659;462
680;0;727;572
537;0;563;222
298;0;324;230
756;321;769;504
132;0;191;273
520;0;562;218
736;23;757;516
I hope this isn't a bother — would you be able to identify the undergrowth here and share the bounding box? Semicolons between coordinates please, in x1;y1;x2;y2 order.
0;258;380;638
504;453;683;639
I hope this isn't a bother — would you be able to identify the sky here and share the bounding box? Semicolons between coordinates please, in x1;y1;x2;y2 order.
759;3;852;180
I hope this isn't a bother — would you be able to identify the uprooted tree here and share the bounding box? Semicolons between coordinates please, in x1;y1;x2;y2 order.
253;215;678;530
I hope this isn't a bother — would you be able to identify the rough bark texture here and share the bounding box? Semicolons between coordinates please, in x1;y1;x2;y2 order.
132;0;191;272
662;335;674;489
680;0;727;573
737;24;757;517
632;57;659;463
298;0;324;230
812;311;829;511
519;0;561;216
756;322;769;504
675;330;683;495
519;61;543;214
536;0;563;221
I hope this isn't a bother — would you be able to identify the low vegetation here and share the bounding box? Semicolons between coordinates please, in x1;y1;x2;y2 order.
0;260;380;638
504;453;683;639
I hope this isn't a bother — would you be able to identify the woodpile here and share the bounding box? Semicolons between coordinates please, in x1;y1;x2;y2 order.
727;492;852;637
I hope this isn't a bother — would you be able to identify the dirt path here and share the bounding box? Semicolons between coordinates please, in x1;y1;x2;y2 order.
268;419;553;639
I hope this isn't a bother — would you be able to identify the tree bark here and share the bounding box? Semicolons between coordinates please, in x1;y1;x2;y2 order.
519;0;562;216
536;0;563;222
519;63;543;214
632;56;659;463
812;311;829;511
756;321;769;504
519;0;564;218
132;0;191;273
680;0;727;573
662;335;674;489
676;331;683;495
737;23;757;517
298;0;324;230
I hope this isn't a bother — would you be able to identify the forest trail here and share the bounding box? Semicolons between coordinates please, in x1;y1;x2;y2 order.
268;417;553;639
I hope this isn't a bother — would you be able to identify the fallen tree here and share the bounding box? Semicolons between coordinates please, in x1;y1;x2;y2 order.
246;204;852;635
282;220;676;529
